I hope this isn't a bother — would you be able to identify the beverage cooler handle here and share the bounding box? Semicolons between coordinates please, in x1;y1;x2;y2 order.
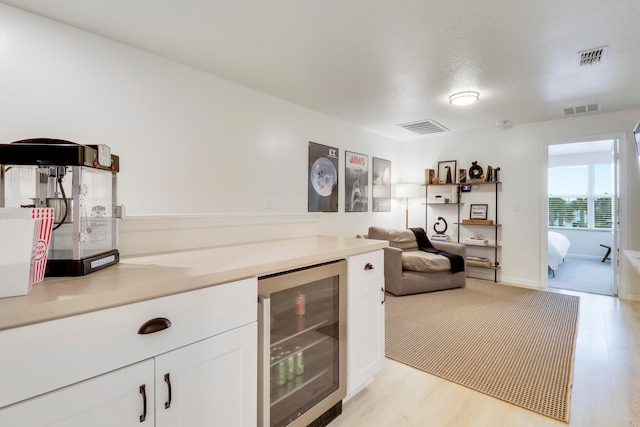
257;295;271;427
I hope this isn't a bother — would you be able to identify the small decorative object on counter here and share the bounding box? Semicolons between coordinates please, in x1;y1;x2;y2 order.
0;207;54;297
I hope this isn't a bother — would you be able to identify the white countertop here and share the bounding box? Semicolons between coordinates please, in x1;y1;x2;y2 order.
0;235;387;331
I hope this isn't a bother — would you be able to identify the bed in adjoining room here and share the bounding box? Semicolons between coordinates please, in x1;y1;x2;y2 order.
548;231;571;277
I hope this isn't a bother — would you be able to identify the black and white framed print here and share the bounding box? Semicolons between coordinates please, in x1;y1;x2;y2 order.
308;141;339;212
345;151;368;212
437;160;457;184
470;204;488;220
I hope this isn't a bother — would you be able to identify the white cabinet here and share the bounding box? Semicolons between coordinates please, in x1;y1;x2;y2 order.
346;250;385;399
0;360;155;427
0;278;257;426
155;323;257;427
0;324;256;427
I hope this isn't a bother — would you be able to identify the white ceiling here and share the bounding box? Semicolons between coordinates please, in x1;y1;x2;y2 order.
3;0;640;141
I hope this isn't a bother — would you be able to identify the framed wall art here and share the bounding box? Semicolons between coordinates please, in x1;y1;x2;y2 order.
470;204;488;220
308;141;339;212
345;151;368;212
437;160;457;184
372;157;391;212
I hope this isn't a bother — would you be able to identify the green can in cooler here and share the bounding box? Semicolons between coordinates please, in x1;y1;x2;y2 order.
294;347;304;375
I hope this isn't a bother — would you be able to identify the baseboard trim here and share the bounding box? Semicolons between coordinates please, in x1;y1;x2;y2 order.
499;276;544;290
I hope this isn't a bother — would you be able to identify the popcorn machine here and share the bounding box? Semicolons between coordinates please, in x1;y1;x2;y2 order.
0;138;124;276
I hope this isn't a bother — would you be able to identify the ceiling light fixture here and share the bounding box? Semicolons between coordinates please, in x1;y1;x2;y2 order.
449;91;479;106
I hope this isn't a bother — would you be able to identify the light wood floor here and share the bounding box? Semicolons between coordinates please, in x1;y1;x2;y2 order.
332;286;640;427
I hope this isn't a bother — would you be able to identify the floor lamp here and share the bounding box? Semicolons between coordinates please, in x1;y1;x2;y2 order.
393;183;422;229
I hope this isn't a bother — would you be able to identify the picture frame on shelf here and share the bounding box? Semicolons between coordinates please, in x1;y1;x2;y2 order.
437;160;457;184
470;204;488;220
459;168;467;183
424;168;436;185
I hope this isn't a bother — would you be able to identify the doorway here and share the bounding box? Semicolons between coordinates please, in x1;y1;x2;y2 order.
546;139;618;296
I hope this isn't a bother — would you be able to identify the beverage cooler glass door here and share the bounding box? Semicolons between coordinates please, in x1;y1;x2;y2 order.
258;260;347;427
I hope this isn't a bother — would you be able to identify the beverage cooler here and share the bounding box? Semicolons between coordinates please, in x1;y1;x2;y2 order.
258;260;347;427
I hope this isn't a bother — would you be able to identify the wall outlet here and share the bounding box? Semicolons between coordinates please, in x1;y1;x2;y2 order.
263;198;273;210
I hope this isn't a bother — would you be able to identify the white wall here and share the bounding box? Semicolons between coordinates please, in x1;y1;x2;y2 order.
0;3;404;251
402;110;640;300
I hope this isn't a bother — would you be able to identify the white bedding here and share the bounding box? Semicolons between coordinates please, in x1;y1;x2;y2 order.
548;231;571;271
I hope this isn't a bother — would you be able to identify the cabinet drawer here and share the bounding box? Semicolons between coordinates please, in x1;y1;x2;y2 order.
0;277;257;409
348;250;384;286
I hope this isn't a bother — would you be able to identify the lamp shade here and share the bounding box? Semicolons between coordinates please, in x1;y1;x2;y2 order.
393;183;422;199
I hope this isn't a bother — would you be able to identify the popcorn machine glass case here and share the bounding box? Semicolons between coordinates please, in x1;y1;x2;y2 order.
0;139;123;276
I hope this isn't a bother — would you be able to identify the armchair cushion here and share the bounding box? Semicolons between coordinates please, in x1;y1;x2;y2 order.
402;250;451;272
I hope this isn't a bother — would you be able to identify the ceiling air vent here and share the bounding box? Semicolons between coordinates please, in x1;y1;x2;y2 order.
397;119;449;135
578;46;608;66
562;102;602;116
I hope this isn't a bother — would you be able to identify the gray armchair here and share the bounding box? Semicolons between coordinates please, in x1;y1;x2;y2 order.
362;226;466;296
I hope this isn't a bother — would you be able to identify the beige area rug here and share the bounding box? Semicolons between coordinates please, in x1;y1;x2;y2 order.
385;279;579;422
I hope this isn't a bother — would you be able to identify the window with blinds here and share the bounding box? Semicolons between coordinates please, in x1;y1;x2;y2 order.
548;163;613;230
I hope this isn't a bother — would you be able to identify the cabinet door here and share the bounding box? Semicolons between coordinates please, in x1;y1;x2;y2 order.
155;322;257;427
347;276;385;396
0;278;257;410
0;359;154;427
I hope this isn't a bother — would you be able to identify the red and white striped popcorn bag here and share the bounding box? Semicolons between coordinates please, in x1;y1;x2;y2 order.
29;208;55;284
